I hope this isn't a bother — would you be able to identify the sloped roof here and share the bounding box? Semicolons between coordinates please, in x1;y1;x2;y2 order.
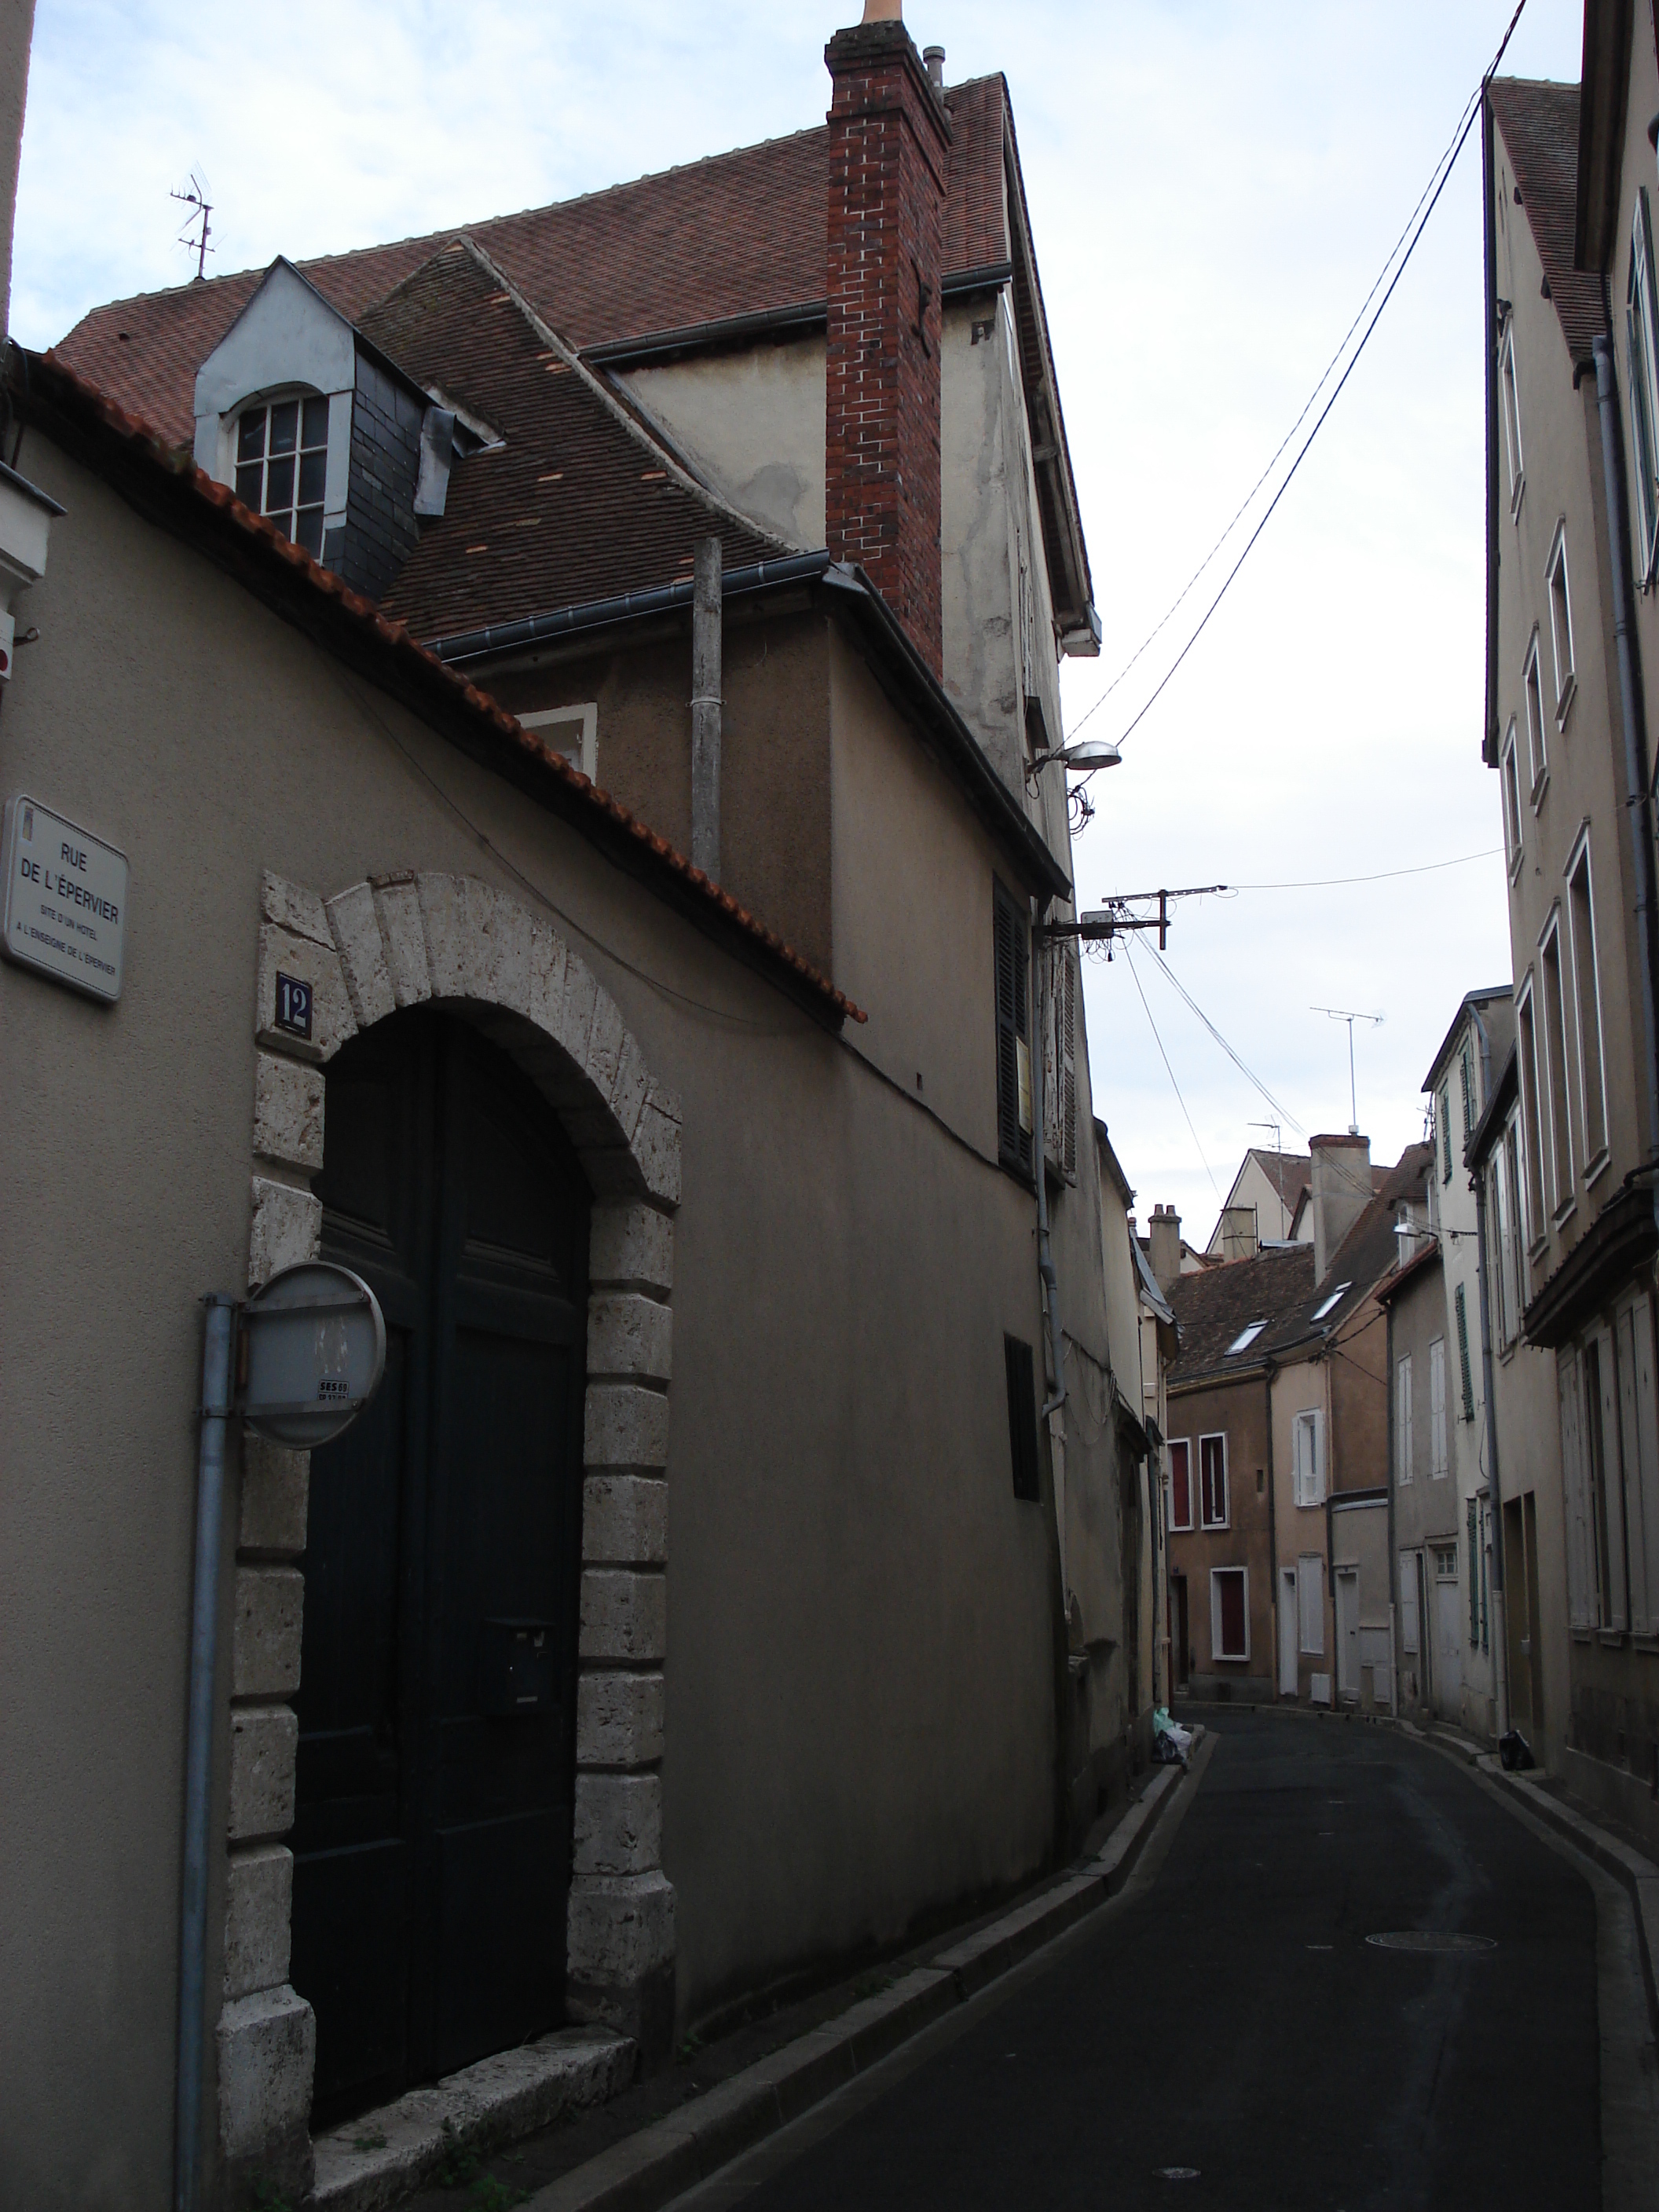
55;79;1013;456
1488;77;1610;372
363;240;784;642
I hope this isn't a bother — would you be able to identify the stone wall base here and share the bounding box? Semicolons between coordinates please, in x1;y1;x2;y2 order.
218;1984;316;2208
566;1871;677;2066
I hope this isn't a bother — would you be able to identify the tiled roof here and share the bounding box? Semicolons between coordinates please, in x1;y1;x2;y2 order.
53;79;1013;456
363;241;785;642
1488;77;1610;372
16;346;866;1028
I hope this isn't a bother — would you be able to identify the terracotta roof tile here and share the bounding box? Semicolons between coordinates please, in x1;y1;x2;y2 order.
1488;77;1610;372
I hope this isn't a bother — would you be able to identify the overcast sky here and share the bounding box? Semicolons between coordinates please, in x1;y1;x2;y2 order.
13;0;1586;1245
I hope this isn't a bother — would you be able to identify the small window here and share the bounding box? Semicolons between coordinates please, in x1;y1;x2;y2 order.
1312;1283;1350;1322
1430;1336;1448;1476
1540;914;1576;1213
1003;1335;1041;1501
1567;835;1608;1169
1628;189;1659;579
1517;982;1547;1236
1433;1543;1459;1579
1394;1355;1414;1485
1167;1437;1193;1531
520;702;598;784
1500;720;1525;873
1199;1433;1229;1529
236;394;330;559
993;883;1033;1177
1500;318;1525;513
1294;1407;1325;1506
1546;526;1575;716
1225;1320;1267;1356
1455;1284;1475;1423
1523;632;1547;800
1211;1566;1250;1661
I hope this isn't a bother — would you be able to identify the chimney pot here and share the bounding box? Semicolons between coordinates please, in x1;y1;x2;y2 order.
1148;1203;1182;1296
1309;1132;1372;1285
862;0;903;17
924;43;945;87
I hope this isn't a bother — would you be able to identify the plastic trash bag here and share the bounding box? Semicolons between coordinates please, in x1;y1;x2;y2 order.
1499;1728;1536;1772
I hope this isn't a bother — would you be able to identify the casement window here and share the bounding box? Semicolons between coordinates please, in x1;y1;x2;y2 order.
1166;1437;1193;1531
1433;1541;1459;1580
1225;1320;1267;1356
1487;1163;1511;1352
1561;1347;1596;1629
1430;1337;1448;1475
1517;982;1548;1238
1523;632;1548;800
1584;1331;1629;1631
520;703;598;783
1454;1284;1475;1423
1628;188;1659;579
1440;1082;1454;1185
236;393;330;558
1294;1407;1325;1506
1500;317;1525;513
1546;525;1576;718
1298;1554;1324;1655
1503;1121;1529;1316
1003;1335;1041;1502
1199;1433;1229;1529
1501;720;1525;873
1566;833;1609;1171
1043;942;1078;1183
1615;1295;1659;1635
993;882;1033;1177
1398;1551;1420;1656
1539;917;1576;1214
1394;1356;1414;1486
1210;1566;1250;1662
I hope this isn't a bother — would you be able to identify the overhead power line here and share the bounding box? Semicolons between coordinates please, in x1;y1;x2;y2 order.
1122;938;1221;1199
1068;0;1529;754
1229;848;1503;892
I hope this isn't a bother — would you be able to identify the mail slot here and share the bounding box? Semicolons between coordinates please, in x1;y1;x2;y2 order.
479;1619;555;1716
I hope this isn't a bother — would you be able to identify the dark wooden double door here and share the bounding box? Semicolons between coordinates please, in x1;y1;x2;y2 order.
291;1010;589;2126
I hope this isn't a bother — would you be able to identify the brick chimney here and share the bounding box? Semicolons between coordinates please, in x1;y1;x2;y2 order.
1309;1133;1372;1284
1148;1203;1182;1296
824;6;951;674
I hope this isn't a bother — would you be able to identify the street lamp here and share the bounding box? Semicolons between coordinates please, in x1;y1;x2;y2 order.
1027;735;1122;775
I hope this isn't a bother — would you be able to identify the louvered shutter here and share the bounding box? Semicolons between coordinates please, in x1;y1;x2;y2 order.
1460;1047;1474;1137
1455;1285;1474;1421
1441;1084;1453;1183
994;884;1032;1176
1399;1551;1419;1656
1594;1329;1628;1631
1561;1350;1593;1631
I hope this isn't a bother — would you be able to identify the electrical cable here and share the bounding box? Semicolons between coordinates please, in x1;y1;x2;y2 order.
1142;942;1307;1141
1068;0;1528;755
1122;937;1221;1199
1228;848;1504;892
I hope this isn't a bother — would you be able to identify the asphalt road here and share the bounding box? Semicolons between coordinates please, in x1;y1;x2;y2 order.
680;1714;1602;2212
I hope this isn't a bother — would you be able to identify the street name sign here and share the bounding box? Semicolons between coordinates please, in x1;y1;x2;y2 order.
1;794;128;1002
240;1262;387;1448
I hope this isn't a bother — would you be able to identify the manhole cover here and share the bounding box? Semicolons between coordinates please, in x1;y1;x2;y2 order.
1366;1931;1496;1954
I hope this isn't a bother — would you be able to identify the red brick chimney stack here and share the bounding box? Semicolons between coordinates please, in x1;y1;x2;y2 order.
824;8;952;675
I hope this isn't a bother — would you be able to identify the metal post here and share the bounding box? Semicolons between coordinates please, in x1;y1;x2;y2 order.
690;537;722;881
175;1295;236;2212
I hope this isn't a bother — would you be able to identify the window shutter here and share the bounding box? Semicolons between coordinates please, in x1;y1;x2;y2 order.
1298;1556;1324;1655
1632;189;1659;573
1594;1330;1628;1632
1468;1498;1480;1646
1455;1285;1474;1421
1460;1048;1474;1137
994;885;1032;1177
1441;1085;1453;1183
1399;1551;1419;1656
1561;1350;1593;1631
1310;1406;1324;1501
1618;1298;1659;1636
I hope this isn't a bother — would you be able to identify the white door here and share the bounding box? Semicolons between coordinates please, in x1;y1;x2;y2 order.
1280;1568;1298;1695
1336;1570;1359;1701
1434;1578;1463;1718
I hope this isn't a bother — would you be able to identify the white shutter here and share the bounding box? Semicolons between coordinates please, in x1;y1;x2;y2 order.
1560;1350;1593;1631
1298;1555;1324;1655
1595;1328;1628;1631
1430;1339;1447;1478
1210;1569;1223;1663
1399;1551;1420;1655
1310;1406;1325;1503
1395;1359;1413;1485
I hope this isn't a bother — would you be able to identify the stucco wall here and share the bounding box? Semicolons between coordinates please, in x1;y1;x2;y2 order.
1271;1356;1331;1698
0;435;1080;2207
622;340;826;553
1165;1374;1274;1697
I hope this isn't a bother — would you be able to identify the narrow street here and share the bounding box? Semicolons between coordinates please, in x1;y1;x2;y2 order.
676;1717;1604;2212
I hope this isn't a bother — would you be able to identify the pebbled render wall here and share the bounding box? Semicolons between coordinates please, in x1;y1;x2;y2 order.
219;866;679;2200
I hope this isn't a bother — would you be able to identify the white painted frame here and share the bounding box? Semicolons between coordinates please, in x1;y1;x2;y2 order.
1430;1337;1448;1477
1198;1431;1229;1530
1394;1355;1414;1487
1210;1564;1250;1663
1166;1434;1194;1533
1523;628;1548;804
1564;822;1610;1181
1500;315;1525;517
522;704;599;785
1293;1406;1324;1507
1546;521;1576;724
1500;719;1524;880
1628;188;1659;581
1536;910;1577;1222
1515;976;1549;1250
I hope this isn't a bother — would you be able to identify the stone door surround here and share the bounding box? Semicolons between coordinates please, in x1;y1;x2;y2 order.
218;868;679;2198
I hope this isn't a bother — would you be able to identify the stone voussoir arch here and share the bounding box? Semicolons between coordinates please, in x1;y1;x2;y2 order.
219;867;679;2195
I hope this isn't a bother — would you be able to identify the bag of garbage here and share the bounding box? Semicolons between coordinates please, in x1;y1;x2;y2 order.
1499;1729;1535;1772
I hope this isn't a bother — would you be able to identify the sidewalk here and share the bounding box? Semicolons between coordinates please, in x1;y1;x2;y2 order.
324;1735;1206;2212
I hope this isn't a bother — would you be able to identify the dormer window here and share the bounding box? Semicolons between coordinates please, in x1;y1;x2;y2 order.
236;395;330;558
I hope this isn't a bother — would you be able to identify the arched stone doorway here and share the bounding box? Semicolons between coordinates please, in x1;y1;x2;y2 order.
218;870;679;2194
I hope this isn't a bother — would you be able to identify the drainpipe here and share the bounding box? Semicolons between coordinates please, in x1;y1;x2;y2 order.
1264;1363;1280;1694
1031;914;1072;1853
175;1295;237;2212
690;536;722;880
1386;1291;1397;1712
1031;921;1067;1434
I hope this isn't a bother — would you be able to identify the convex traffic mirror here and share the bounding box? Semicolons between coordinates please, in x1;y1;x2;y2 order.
239;1262;387;1448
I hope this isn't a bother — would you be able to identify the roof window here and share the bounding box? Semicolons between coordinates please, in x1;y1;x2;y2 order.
1312;1283;1351;1321
1225;1320;1267;1356
237;394;329;559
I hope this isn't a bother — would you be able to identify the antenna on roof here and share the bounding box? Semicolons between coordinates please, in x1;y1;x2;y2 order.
1311;1005;1384;1135
1247;1120;1287;1235
171;172;214;282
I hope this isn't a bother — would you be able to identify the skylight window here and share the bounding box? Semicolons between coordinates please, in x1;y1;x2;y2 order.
1225;1320;1267;1356
1312;1283;1351;1322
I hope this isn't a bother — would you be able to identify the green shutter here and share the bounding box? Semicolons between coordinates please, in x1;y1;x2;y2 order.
1441;1084;1454;1184
1456;1284;1475;1421
1460;1047;1474;1137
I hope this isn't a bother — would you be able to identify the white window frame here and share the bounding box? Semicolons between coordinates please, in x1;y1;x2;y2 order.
1516;976;1548;1247
1225;1320;1267;1356
1539;909;1577;1222
1294;1406;1325;1507
1166;1436;1194;1533
1616;1295;1659;1636
1522;630;1548;804
1199;1432;1229;1530
1503;1118;1529;1319
1394;1355;1414;1486
232;386;333;558
1210;1565;1251;1663
1500;315;1525;516
1500;717;1525;877
1298;1554;1324;1655
1565;824;1610;1179
1628;187;1659;583
1312;1283;1350;1323
1430;1336;1448;1478
1546;522;1576;723
520;703;599;784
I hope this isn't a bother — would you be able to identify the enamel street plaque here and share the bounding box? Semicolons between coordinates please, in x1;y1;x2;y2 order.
2;795;128;1002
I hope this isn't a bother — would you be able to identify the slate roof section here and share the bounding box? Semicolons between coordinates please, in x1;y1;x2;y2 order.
1488;76;1610;372
54;80;1013;456
361;240;786;643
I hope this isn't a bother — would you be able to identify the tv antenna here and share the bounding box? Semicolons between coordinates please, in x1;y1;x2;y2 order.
1247;1119;1287;1236
1312;1005;1383;1135
171;172;214;281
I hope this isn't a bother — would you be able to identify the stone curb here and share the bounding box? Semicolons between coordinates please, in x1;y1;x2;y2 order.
1474;1753;1659;2036
523;1748;1197;2212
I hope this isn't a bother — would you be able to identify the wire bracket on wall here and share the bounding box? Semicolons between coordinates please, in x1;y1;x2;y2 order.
1035;882;1229;958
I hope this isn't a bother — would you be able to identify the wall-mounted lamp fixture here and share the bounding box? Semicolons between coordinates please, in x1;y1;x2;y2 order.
1028;735;1122;777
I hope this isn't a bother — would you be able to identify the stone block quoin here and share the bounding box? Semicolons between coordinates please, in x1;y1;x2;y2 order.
825;20;951;675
